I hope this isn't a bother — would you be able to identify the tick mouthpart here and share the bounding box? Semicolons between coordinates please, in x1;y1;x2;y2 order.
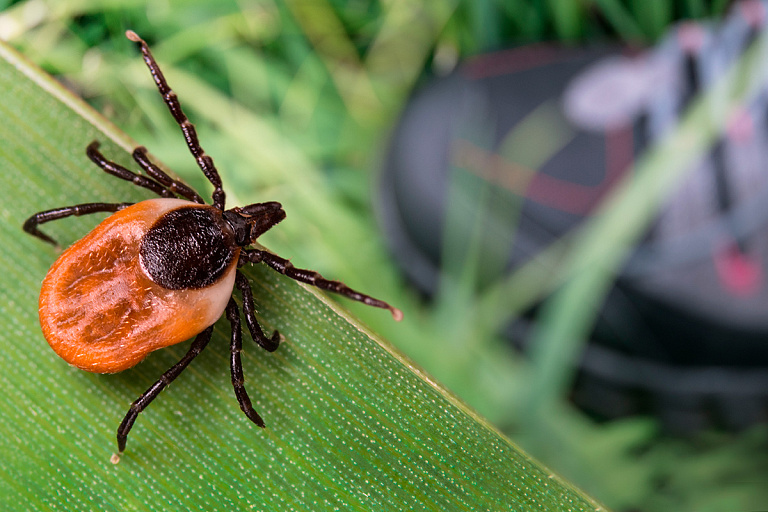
223;203;286;247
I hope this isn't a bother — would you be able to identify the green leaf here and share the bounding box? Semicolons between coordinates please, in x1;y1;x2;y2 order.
0;40;605;511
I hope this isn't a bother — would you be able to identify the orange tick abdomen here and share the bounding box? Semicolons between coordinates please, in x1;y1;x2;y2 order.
38;198;238;373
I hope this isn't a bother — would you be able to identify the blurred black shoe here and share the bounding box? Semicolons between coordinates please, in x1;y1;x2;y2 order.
379;0;768;432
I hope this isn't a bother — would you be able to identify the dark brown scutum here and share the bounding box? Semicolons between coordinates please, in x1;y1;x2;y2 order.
140;206;237;290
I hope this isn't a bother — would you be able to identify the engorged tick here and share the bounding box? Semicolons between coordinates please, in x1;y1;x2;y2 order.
23;30;402;463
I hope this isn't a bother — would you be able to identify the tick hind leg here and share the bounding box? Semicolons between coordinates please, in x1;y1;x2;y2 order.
226;298;266;427
113;325;214;463
241;249;403;321
23;202;133;246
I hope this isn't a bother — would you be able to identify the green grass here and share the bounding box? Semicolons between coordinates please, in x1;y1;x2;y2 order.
0;36;606;511
2;1;768;511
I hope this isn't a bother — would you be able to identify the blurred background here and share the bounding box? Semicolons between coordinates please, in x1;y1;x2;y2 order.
2;0;768;510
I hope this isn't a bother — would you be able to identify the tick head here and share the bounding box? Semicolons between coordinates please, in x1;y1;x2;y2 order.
223;202;286;247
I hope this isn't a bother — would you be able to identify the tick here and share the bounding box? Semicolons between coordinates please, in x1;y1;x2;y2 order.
24;30;402;463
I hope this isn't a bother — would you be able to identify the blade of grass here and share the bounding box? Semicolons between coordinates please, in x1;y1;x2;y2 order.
630;0;672;40
0;39;605;511
546;0;584;41
591;0;645;41
285;0;381;123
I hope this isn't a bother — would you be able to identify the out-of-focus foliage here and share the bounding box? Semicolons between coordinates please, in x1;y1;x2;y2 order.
2;1;765;511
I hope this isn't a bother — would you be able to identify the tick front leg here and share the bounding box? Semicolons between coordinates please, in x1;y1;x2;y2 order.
226;298;266;428
23;202;134;246
241;249;403;321
126;30;226;210
113;325;214;463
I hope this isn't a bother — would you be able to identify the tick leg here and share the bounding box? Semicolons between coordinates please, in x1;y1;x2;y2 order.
241;249;403;321
231;202;286;242
132;146;205;204
87;141;175;198
235;271;280;352
23;202;133;246
226;298;266;427
126;30;226;211
114;325;214;461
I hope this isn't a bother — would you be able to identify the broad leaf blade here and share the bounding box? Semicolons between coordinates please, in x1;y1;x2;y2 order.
0;40;604;511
